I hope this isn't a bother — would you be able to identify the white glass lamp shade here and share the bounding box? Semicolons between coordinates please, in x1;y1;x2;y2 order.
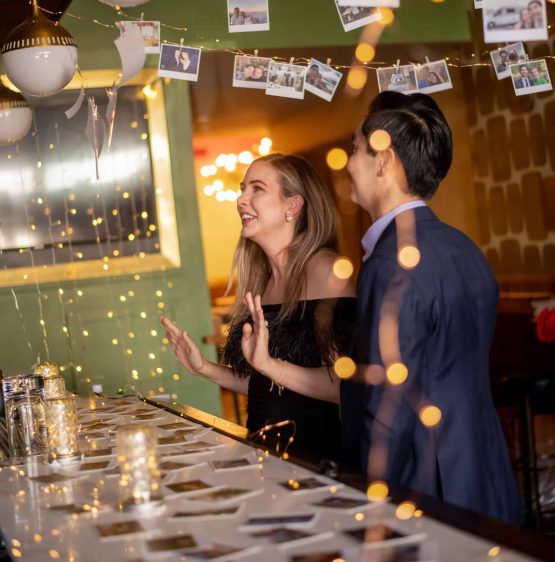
1;1;78;97
2;45;78;97
99;0;151;6
0;84;32;144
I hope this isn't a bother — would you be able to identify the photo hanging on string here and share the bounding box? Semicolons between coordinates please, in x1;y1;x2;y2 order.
304;59;343;102
227;0;270;33
337;0;399;6
474;0;483;8
232;55;271;90
334;1;383;32
509;59;552;96
117;20;160;54
266;62;307;100
416;60;453;94
158;44;202;82
377;64;418;94
482;0;548;43
490;42;527;80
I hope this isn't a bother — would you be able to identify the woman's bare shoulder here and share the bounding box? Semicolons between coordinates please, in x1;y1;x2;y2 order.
304;250;356;300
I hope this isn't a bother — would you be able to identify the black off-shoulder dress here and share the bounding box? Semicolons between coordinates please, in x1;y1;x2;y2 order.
222;297;357;461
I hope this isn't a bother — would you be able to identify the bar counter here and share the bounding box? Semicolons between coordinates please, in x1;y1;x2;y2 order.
0;395;553;561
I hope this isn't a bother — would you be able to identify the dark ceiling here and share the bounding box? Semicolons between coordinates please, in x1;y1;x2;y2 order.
0;0;72;46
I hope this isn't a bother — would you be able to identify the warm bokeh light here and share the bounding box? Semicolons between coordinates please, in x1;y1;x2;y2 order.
141;84;158;99
355;512;365;521
326;147;349;171
419;405;442;427
238;150;254;164
333;257;354;279
430;0;446;3
355;42;376;63
369;129;392;151
398;245;421;269
396;501;416;520
488;546;501;557
386;362;408;385
414;509;423;518
334;356;357;379
258;137;273;156
366;480;389;502
378;7;395;26
347;67;368;90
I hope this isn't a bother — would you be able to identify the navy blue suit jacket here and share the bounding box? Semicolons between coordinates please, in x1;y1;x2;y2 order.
341;206;523;524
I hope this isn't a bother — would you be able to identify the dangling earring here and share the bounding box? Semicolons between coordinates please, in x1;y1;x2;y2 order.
285;210;293;222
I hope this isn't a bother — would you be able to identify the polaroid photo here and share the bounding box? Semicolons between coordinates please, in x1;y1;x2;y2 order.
474;0;483;8
190;487;263;504
266;62;307;100
249;528;334;549
377;64;418;94
185;544;262;561
305;58;343;102
335;2;383;32
30;473;77;484
343;524;426;549
211;458;258;471
416;59;452;93
279;477;339;493
483;0;548;43
490;42;527;79
510;59;552;95
239;512;316;530
117;20;160;54
312;495;369;510
165;479;215;495
227;0;270;33
290;553;343;562
171;505;242;520
233;55;271;90
97;520;145;539
147;534;197;552
158;43;202;82
337;0;398;6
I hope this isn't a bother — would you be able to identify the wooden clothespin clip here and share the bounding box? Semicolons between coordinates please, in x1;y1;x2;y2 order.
140;12;144;21
289;57;295;65
254;49;258;57
524;54;529;62
395;59;400;71
179;38;184;52
326;58;332;66
425;56;431;64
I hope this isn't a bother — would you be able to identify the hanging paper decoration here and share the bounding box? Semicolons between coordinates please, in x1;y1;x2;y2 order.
105;83;118;151
1;0;78;97
490;42;527;80
85;97;105;180
415;59;453;94
232;55;271;90
266;61;307;100
117;20;161;54
158;43;202;82
65;85;85;119
0;81;33;144
482;0;548;44
115;24;146;86
334;1;383;31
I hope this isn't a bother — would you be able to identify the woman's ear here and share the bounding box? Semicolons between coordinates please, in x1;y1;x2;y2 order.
287;195;305;216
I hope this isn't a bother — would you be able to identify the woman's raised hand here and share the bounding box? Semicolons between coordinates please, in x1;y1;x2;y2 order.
241;292;272;374
160;316;206;375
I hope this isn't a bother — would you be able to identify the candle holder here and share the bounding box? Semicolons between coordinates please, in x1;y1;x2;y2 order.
43;376;66;399
45;394;82;465
116;424;162;512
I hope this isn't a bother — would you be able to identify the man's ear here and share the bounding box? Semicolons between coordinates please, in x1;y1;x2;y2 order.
288;195;305;216
376;147;395;178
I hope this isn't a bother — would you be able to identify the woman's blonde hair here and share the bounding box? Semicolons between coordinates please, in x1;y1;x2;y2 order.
227;153;338;320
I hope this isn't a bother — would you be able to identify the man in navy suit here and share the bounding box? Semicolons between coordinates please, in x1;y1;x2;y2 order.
341;91;523;524
514;64;532;89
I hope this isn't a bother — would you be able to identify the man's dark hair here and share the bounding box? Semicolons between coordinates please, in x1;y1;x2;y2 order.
361;91;453;200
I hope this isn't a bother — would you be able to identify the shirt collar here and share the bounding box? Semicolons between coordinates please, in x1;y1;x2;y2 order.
361;200;427;261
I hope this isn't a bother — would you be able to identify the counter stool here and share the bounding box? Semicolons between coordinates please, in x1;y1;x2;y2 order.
501;372;555;534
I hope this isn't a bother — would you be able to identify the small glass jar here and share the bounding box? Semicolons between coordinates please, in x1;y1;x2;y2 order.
43;376;66;399
116;424;162;511
6;390;48;458
45;394;81;464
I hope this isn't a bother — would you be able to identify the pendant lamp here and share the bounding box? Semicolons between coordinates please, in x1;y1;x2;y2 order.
0;81;32;144
1;0;78;97
99;0;151;7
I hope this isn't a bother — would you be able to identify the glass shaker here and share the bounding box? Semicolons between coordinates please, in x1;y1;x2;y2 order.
6;390;48;458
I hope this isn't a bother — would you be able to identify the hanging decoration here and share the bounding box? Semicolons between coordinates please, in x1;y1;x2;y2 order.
0;81;33;145
1;0;78;97
85;97;105;180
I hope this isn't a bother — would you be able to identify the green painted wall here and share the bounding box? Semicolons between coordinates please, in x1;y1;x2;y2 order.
64;0;470;69
0;79;221;415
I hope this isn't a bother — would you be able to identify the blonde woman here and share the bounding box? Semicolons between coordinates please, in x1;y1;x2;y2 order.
162;154;356;460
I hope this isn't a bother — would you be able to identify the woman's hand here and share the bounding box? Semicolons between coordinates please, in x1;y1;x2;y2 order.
160;316;206;375
241;292;273;375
